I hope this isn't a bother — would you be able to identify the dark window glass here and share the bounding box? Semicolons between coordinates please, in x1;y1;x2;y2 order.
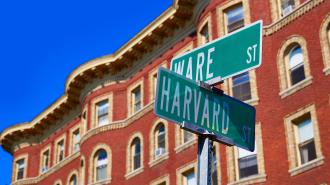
232;72;251;101
238;154;258;179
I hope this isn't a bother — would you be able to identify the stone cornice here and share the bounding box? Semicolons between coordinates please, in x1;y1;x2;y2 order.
264;0;324;36
0;0;198;154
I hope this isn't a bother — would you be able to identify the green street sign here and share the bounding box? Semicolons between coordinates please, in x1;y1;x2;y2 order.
154;68;256;151
170;21;262;85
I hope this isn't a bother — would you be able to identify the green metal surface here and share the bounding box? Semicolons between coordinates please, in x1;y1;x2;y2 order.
170;21;262;85
154;68;256;151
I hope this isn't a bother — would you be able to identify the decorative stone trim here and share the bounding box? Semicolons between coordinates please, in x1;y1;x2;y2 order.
125;167;144;180
289;156;324;176
127;78;144;116
150;174;170;185
148;152;169;168
80;102;154;145
14;152;81;185
148;62;167;102
88;143;112;184
279;76;313;99
216;0;251;37
320;12;330;73
90;92;113;129
176;161;197;185
126;132;144;176
276;35;311;93
197;13;212;45
228;174;266;185
265;0;325;36
53;134;67;165
66;169;79;185
284;104;323;170
175;137;197;154
149;118;169;163
12;154;29;183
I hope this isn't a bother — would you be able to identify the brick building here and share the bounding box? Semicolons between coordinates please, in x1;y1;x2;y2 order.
1;0;330;184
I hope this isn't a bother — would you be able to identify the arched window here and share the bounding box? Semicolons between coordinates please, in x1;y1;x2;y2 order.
94;149;108;182
131;138;141;170
277;36;311;98
288;46;305;85
154;123;166;158
320;14;330;75
68;174;77;185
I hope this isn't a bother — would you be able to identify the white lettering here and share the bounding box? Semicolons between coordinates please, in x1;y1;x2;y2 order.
161;77;170;112
193;89;202;123
171;81;181;117
221;102;229;134
174;60;185;75
201;95;210;128
186;57;193;80
196;52;204;81
183;86;192;121
206;47;215;79
212;99;220;132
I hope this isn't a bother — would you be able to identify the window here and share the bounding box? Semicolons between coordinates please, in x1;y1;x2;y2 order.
94;149;108;182
226;123;266;183
69;174;78;185
72;129;80;153
284;104;324;176
226;4;244;33
183;130;194;143
183;170;196;185
320;15;330;75
97;100;109;126
232;72;251;101
154;124;166;158
237;146;258;179
56;140;65;163
277;36;311;98
131;138;141;170
288;46;305;85
150;175;170;185
280;0;295;16
296;117;317;165
16;159;25;180
200;24;210;45
41;149;50;173
132;86;142;113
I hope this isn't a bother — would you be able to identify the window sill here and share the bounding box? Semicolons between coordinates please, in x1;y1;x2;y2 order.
149;152;169;167
323;66;330;76
244;98;259;106
175;138;197;153
125;167;144;179
289;156;324;176
279;76;312;99
228;174;266;185
88;178;111;185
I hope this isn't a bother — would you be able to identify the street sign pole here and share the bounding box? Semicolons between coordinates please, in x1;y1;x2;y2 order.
197;136;213;185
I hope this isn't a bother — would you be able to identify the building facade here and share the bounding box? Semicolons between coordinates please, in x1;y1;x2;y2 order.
1;0;330;184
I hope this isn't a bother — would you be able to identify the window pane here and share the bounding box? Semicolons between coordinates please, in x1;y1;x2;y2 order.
289;47;303;69
183;130;193;143
299;140;316;164
238;154;258;178
96;150;108;181
226;5;244;33
238;146;257;158
290;65;305;85
133;86;141;112
200;24;209;44
186;171;196;185
298;118;314;143
132;138;141;170
97;100;108;125
232;72;251;101
281;0;295;16
70;175;77;185
157;125;165;149
16;159;25;180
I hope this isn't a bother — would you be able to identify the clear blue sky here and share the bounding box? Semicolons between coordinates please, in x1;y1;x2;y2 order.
0;1;172;184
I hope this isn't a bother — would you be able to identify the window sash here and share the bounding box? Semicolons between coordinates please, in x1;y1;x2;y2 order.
185;171;196;185
183;130;193;143
238;154;258;179
200;24;210;44
133;154;141;170
298;118;314;143
226;6;244;33
299;139;316;164
96;165;107;181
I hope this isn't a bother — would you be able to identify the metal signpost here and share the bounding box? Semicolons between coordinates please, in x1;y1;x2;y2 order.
154;21;262;184
170;21;262;85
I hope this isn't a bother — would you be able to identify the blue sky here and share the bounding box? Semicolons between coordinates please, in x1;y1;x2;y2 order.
0;1;172;184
